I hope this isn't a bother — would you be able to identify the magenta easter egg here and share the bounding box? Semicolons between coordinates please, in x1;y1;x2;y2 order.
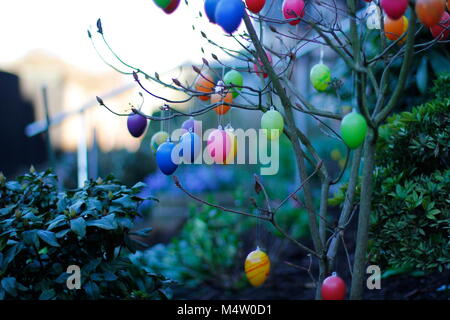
253;51;273;78
163;0;180;14
282;0;305;26
380;0;408;20
127;113;148;138
207;129;231;164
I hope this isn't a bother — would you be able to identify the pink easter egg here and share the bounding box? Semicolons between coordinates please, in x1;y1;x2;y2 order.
207;129;231;164
282;0;305;26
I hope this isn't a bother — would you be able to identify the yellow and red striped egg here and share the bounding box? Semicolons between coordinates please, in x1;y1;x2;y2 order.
244;248;270;287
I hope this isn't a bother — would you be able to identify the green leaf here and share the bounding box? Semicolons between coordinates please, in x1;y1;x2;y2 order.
70;217;86;238
1;277;17;297
37;230;60;247
39;289;56;300
86;214;116;230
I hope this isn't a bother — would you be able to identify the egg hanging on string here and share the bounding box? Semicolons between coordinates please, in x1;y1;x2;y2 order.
150;131;169;153
415;0;445;28
246;0;266;14
223;70;244;98
340;111;368;149
153;0;171;9
366;2;381;30
310;63;331;92
321;273;347;300
163;0;180;14
384;15;409;44
204;0;221;23
261;108;284;140
430;11;450;40
380;0;408;20
156;141;178;175
181;117;202;135
195;74;215;101
212;92;233;115
127;113;148;138
244;248;271;287
215;0;245;34
224;127;238;165
282;0;305;26
253;51;273;78
179;131;202;164
207;128;231;164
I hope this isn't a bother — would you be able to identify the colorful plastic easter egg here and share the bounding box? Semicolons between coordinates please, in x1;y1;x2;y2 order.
246;0;266;14
321;273;346;300
127;113;148;138
261;108;284;140
207;128;231;164
384;15;408;42
416;0;446;28
215;0;245;34
212;92;233;115
253;51;273;78
179;131;201;163
310;63;331;92
366;2;381;30
282;0;305;26
244;248;271;287
195;74;215;101
224;129;238;164
380;0;408;20
153;0;171;9
150;131;169;153
340;112;368;149
223;70;244;98
156;141;178;175
181;117;202;134
430;11;450;39
204;0;221;23
163;0;180;14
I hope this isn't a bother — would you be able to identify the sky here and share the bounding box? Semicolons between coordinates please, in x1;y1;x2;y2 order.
0;0;244;74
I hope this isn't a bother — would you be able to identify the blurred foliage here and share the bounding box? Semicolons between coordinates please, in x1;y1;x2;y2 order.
130;200;253;291
0;169;172;300
368;74;450;272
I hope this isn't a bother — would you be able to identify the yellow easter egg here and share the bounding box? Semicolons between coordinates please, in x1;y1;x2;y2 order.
244;249;270;287
224;130;238;165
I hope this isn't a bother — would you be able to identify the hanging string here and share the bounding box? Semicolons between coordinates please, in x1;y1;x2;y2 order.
320;45;324;64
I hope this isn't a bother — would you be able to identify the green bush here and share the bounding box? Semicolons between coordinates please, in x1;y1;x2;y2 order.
368;75;450;272
0;169;171;300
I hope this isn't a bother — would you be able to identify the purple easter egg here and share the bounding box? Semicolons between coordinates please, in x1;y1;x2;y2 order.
127;113;148;138
181;117;202;135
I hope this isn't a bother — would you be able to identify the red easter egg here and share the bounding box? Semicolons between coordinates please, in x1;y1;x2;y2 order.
253;51;273;78
380;0;408;20
416;0;446;28
321;274;347;300
282;0;305;26
246;0;266;14
163;0;180;14
207;129;231;164
430;11;450;39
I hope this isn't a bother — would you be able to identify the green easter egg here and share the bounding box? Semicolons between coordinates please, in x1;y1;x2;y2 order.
151;131;169;153
153;0;171;9
223;70;244;98
261;109;284;140
310;63;331;92
340;112;367;149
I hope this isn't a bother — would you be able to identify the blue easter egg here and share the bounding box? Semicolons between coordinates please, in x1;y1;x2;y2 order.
204;0;221;23
179;132;201;164
156;141;178;175
215;0;245;34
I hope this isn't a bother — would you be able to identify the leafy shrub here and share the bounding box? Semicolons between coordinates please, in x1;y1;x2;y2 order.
131;202;251;290
0;169;172;300
368;75;450;272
